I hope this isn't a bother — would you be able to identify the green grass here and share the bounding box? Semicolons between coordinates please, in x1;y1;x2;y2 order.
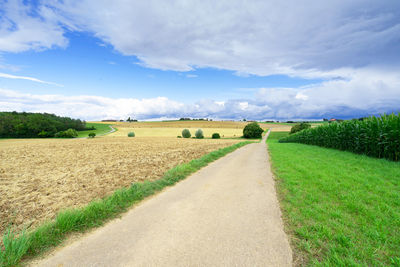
0;230;30;267
267;132;400;266
0;141;251;267
76;123;113;138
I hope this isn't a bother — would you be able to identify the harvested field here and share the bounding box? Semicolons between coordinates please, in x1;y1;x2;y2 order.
0;137;240;235
95;120;251;129
94;120;296;134
109;127;243;137
262;125;292;132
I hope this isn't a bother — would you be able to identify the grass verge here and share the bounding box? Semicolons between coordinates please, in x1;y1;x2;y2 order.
267;132;400;266
0;140;251;267
76;123;113;138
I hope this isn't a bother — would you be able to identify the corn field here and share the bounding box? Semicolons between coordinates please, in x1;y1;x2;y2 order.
279;114;400;161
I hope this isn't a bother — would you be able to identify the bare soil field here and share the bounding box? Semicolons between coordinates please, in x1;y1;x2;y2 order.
0;137;240;235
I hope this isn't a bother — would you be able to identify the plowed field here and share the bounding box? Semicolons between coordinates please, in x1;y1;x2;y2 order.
0;137;240;235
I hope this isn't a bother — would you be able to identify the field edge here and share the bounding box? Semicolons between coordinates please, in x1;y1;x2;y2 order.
266;132;305;266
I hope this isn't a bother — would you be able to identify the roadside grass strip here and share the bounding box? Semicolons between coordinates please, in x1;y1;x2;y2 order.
267;132;400;266
0;141;252;267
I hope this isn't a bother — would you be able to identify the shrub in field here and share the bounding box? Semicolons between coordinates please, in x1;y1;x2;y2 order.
290;122;311;134
64;128;78;138
177;136;182;138
127;132;135;137
88;132;96;138
279;113;400;161
195;129;204;139
83;126;96;130
243;122;264;138
38;130;53;138
55;128;78;138
212;133;220;139
182;129;191;138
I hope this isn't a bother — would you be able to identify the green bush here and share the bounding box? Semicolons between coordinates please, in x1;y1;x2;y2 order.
65;129;78;138
212;133;220;139
88;132;96;138
55;128;78;138
195;129;204;139
279;113;400;161
290;122;311;134
127;132;135;137
38;130;52;138
177;136;182;138
243;122;263;138
182;129;191;138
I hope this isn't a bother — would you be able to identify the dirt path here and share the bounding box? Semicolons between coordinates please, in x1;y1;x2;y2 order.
34;132;292;266
78;125;115;139
100;125;116;136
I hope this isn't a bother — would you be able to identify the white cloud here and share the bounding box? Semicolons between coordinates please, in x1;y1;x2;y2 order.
0;72;63;87
2;1;399;77
295;92;308;101
42;0;400;78
239;102;249;110
0;88;185;120
0;0;68;52
1;67;399;120
255;68;400;119
186;74;197;78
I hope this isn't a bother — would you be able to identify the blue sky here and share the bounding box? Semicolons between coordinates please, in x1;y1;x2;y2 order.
0;0;399;120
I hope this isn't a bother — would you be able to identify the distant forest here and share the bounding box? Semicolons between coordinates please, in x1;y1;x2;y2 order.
0;111;88;138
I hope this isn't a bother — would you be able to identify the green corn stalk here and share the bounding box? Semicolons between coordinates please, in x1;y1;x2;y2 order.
279;113;400;161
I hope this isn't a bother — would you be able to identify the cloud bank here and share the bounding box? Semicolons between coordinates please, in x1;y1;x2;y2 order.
2;67;399;120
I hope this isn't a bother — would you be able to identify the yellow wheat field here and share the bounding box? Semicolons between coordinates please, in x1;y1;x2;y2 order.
93;120;294;134
0;137;241;235
109;127;244;137
95;120;251;129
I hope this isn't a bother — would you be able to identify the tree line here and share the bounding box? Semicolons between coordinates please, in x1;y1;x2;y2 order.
0;111;89;138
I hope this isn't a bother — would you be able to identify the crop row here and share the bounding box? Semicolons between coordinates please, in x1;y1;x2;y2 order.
279;113;400;161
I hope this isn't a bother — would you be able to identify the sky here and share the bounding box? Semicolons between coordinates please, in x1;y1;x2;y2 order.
0;0;399;121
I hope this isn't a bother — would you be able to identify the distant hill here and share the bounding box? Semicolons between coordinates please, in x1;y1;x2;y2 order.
0;111;87;138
